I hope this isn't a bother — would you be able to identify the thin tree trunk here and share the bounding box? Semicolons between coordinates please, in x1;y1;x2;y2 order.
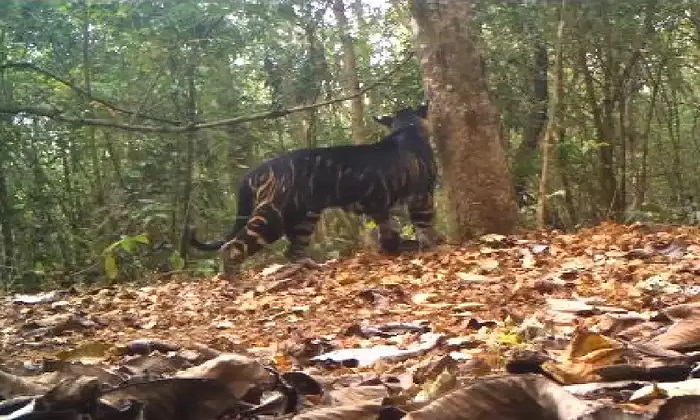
619;96;628;213
333;0;366;144
103;132;126;190
655;83;682;204
82;0;103;207
0;162;13;284
410;0;518;238
513;42;548;206
634;68;659;209
670;87;684;202
303;21;325;148
179;60;198;260
537;0;565;228
0;31;15;284
688;2;700;40
558;150;578;225
578;48;617;219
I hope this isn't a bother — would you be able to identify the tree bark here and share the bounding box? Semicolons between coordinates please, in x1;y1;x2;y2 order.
179;58;198;260
410;0;518;238
632;76;656;210
0;31;15;284
302;19;326;148
536;0;566;229
578;46;618;219
82;0;104;207
0;161;13;284
333;0;366;144
513;42;548;207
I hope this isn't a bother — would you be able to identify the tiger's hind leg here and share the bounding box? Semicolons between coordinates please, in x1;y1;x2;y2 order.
370;210;401;254
284;211;321;267
408;193;443;250
218;204;284;280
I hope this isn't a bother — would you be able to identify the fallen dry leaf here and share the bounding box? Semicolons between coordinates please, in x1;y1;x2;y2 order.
176;353;273;398
1;222;700;418
404;374;597;420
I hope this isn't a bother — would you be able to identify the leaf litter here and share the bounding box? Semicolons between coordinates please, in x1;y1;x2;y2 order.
1;222;700;418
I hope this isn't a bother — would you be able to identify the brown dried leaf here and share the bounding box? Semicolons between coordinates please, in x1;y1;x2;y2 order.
404;374;594;420
412;369;458;405
39;376;101;412
328;384;390;406
176;353;273;398
629;378;700;403
118;338;181;356
54;341;114;363
42;360;124;386
541;328;625;384
101;377;236;420
649;314;700;352
659;303;700;321
0;370;48;398
547;298;595;315
566;327;623;359
294;403;383;420
655;395;700;420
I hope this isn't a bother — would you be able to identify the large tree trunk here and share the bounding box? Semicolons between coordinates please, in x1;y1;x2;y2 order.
410;0;518;239
333;0;365;144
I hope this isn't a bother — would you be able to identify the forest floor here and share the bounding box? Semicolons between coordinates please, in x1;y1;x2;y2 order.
2;221;700;419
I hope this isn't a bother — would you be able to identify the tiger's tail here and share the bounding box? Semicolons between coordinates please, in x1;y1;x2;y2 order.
187;183;254;251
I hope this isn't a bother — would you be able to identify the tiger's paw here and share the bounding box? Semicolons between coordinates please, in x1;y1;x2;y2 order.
214;272;239;283
290;256;321;269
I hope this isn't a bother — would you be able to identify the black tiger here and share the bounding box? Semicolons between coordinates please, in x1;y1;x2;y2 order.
188;104;441;278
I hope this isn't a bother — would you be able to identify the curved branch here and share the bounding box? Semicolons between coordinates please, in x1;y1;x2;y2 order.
0;62;182;125
0;105;191;132
0;53;416;133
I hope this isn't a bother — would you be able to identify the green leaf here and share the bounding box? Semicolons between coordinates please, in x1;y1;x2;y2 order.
119;237;137;253
133;234;150;244
103;241;119;254
105;254;118;280
170;253;185;270
33;262;45;274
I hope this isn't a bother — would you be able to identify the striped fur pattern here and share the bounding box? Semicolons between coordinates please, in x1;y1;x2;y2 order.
188;104;440;277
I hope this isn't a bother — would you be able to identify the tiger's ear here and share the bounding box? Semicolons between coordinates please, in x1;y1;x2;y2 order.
416;102;429;118
373;115;394;128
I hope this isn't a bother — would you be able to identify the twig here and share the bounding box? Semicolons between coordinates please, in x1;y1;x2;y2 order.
0;53;416;133
0;62;181;125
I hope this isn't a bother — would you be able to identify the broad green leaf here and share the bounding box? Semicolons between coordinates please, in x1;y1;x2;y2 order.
104;255;118;280
170;253;185;270
119;238;137;253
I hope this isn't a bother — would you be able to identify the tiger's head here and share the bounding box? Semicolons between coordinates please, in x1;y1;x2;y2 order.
373;102;429;131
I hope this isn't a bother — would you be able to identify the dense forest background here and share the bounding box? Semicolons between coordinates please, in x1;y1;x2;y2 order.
0;0;698;290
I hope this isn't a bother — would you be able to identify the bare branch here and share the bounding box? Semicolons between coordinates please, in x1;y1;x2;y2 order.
0;105;193;132
0;53;415;133
0;62;182;125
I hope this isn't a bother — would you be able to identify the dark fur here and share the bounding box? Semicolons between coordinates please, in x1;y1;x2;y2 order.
188;104;440;276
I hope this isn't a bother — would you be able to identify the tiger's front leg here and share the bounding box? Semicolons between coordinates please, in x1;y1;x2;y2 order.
408;193;444;250
370;210;401;254
218;204;284;281
284;211;321;267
